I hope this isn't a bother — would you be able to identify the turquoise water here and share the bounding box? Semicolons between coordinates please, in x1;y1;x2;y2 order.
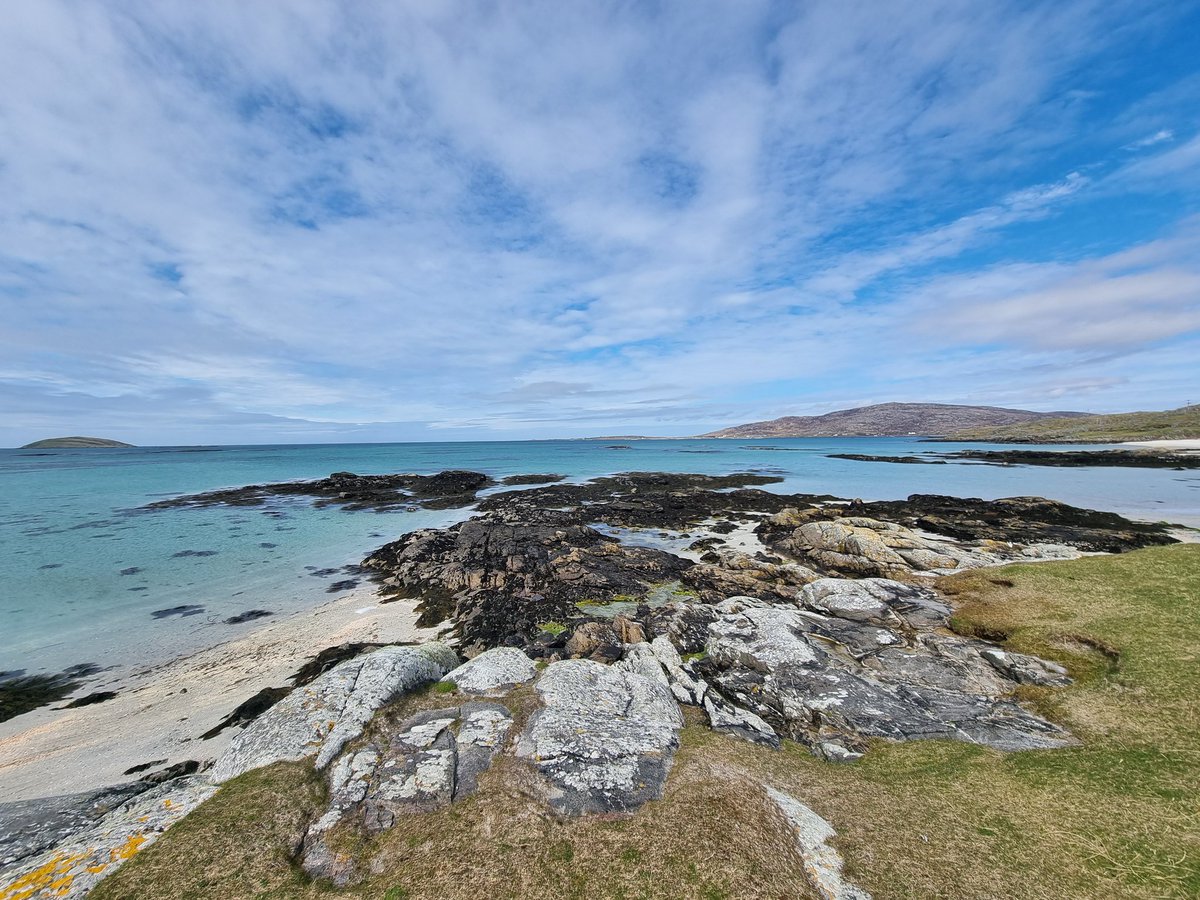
2;438;1197;676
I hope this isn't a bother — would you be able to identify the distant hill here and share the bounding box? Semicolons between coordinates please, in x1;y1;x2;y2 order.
700;403;1083;439
941;405;1200;443
19;436;134;449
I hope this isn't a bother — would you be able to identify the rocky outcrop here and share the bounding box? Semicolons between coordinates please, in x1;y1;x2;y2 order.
831;495;1174;554
766;786;872;900
682;550;820;602
797;578;951;628
829;449;1200;468
302;703;512;885
441;648;539;695
210;643;458;783
360;473;1174;661
0;778;214;899
516;659;684;815
141;469;496;512
362;509;691;649
694;596;1070;760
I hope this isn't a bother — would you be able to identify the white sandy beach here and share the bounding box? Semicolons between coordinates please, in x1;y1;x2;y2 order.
0;587;443;803
1122;439;1200;450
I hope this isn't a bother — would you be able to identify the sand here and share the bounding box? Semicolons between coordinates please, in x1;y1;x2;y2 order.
1122;439;1200;450
0;587;442;803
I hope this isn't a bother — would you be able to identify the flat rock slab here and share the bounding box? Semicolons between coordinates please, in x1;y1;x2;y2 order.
517;659;683;816
798;578;950;628
698;597;1071;757
210;643;458;783
0;783;148;871
0;778;214;899
766;786;872;900
442;647;538;695
302;702;512;885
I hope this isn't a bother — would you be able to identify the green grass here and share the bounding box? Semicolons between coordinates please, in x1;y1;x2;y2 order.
537;621;567;637
93;545;1200;899
944;404;1200;442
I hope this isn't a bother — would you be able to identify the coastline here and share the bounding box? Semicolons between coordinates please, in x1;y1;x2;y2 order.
2;456;1198;808
1121;438;1200;450
0;584;441;803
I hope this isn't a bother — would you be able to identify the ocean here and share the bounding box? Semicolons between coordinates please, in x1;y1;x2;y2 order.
2;438;1197;678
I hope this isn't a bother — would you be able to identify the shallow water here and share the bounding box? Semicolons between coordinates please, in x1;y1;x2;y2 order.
2;438;1196;676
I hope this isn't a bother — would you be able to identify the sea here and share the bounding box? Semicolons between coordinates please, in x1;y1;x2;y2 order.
2;438;1197;678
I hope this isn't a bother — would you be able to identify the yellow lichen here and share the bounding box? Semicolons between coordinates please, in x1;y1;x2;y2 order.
0;851;85;900
111;834;148;861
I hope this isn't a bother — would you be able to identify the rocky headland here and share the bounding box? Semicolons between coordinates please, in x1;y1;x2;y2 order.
0;470;1185;899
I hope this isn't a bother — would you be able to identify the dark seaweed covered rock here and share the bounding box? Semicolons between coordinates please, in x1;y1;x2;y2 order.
363;508;691;651
831;449;1200;468
848;494;1176;553
141;470;495;513
0;664;102;723
475;471;804;530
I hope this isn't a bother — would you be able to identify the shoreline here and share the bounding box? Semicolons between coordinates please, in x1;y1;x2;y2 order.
0;584;442;803
2;472;1197;806
1121;438;1200;450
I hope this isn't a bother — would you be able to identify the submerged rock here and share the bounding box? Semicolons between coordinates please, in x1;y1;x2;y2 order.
517;659;684;816
210;643;458;783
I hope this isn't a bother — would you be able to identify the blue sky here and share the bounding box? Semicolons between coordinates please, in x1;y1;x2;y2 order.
2;1;1199;445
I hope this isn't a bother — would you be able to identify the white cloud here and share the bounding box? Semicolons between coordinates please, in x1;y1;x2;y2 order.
0;0;1197;444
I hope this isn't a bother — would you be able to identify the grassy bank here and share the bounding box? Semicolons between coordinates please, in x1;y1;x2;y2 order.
943;405;1200;443
93;545;1200;900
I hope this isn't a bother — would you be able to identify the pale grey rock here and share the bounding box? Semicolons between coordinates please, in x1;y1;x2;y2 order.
302;701;512;885
0;782;150;871
797;578;949;628
801;613;903;659
766;786;872;900
211;642;457;783
1019;543;1083;561
979;647;1071;686
646;601;719;654
615;641;672;687
798;578;895;624
895;547;962;571
649;635;708;705
0;778;215;899
788;521;909;577
701;594;1071;755
707;601;823;672
703;693;779;748
442;647;538;695
517;659;683;815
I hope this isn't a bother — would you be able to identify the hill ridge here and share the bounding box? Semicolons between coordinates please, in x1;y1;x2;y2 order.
700;402;1082;439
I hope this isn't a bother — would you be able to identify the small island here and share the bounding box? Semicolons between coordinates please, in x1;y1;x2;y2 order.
19;436;134;449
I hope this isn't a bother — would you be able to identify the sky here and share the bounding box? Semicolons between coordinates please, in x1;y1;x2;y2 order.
2;1;1199;446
